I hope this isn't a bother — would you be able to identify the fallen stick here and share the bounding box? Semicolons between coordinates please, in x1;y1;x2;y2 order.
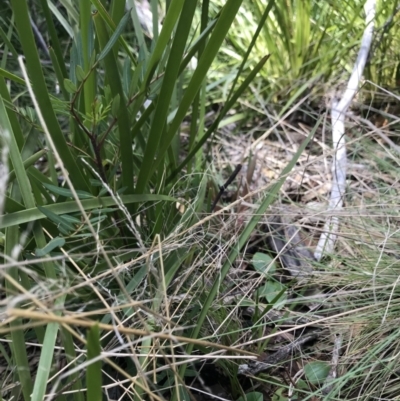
314;0;376;260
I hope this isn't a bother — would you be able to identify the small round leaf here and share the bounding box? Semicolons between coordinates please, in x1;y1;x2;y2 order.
304;361;330;385
258;280;287;309
75;65;86;82
64;78;77;93
237;391;263;401
252;252;276;275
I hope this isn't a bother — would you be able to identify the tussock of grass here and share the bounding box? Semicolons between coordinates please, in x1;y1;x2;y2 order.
2;1;400;401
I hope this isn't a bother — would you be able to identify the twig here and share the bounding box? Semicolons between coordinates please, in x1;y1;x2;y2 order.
322;333;343;395
348;113;400;154
29;15;50;58
210;164;242;212
238;330;323;376
314;0;376;260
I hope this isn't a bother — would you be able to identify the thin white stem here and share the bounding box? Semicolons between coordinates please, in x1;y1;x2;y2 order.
314;0;376;260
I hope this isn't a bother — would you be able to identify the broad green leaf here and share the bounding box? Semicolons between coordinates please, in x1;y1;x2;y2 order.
237;298;256;307
304;361;330;385
75;64;86;82
64;78;77;93
296;379;309;390
258;280;287;309
252;252;276;275
271;388;287;401
237;392;263;401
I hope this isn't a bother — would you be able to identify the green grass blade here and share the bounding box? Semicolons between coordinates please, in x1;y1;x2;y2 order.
4;231;33;401
0;67;25;85
178;17;218;75
86;324;102;401
93;11;134;193
35;236;66;256
51;0;78;32
127;1;149;58
90;0;137;65
142;0;185;88
49;47;70;100
97;11;130;62
188;0;210;169
10;0;89;191
1;101;59;394
150;0;159;40
61;327;85;401
7;149;48;184
0;22;18;60
38;0;68;78
226;0;275;102
110;0;126;28
135;0;197;193
294;0;311;73
1;194;176;229
79;0;97;117
109;1;126;61
128;0;186;135
30;296;66;401
0;78;25;149
0;97;35;210
151;0;244;177
168;55;270;181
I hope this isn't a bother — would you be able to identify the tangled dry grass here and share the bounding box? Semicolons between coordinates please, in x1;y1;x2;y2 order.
2;84;400;400
203;85;400;399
